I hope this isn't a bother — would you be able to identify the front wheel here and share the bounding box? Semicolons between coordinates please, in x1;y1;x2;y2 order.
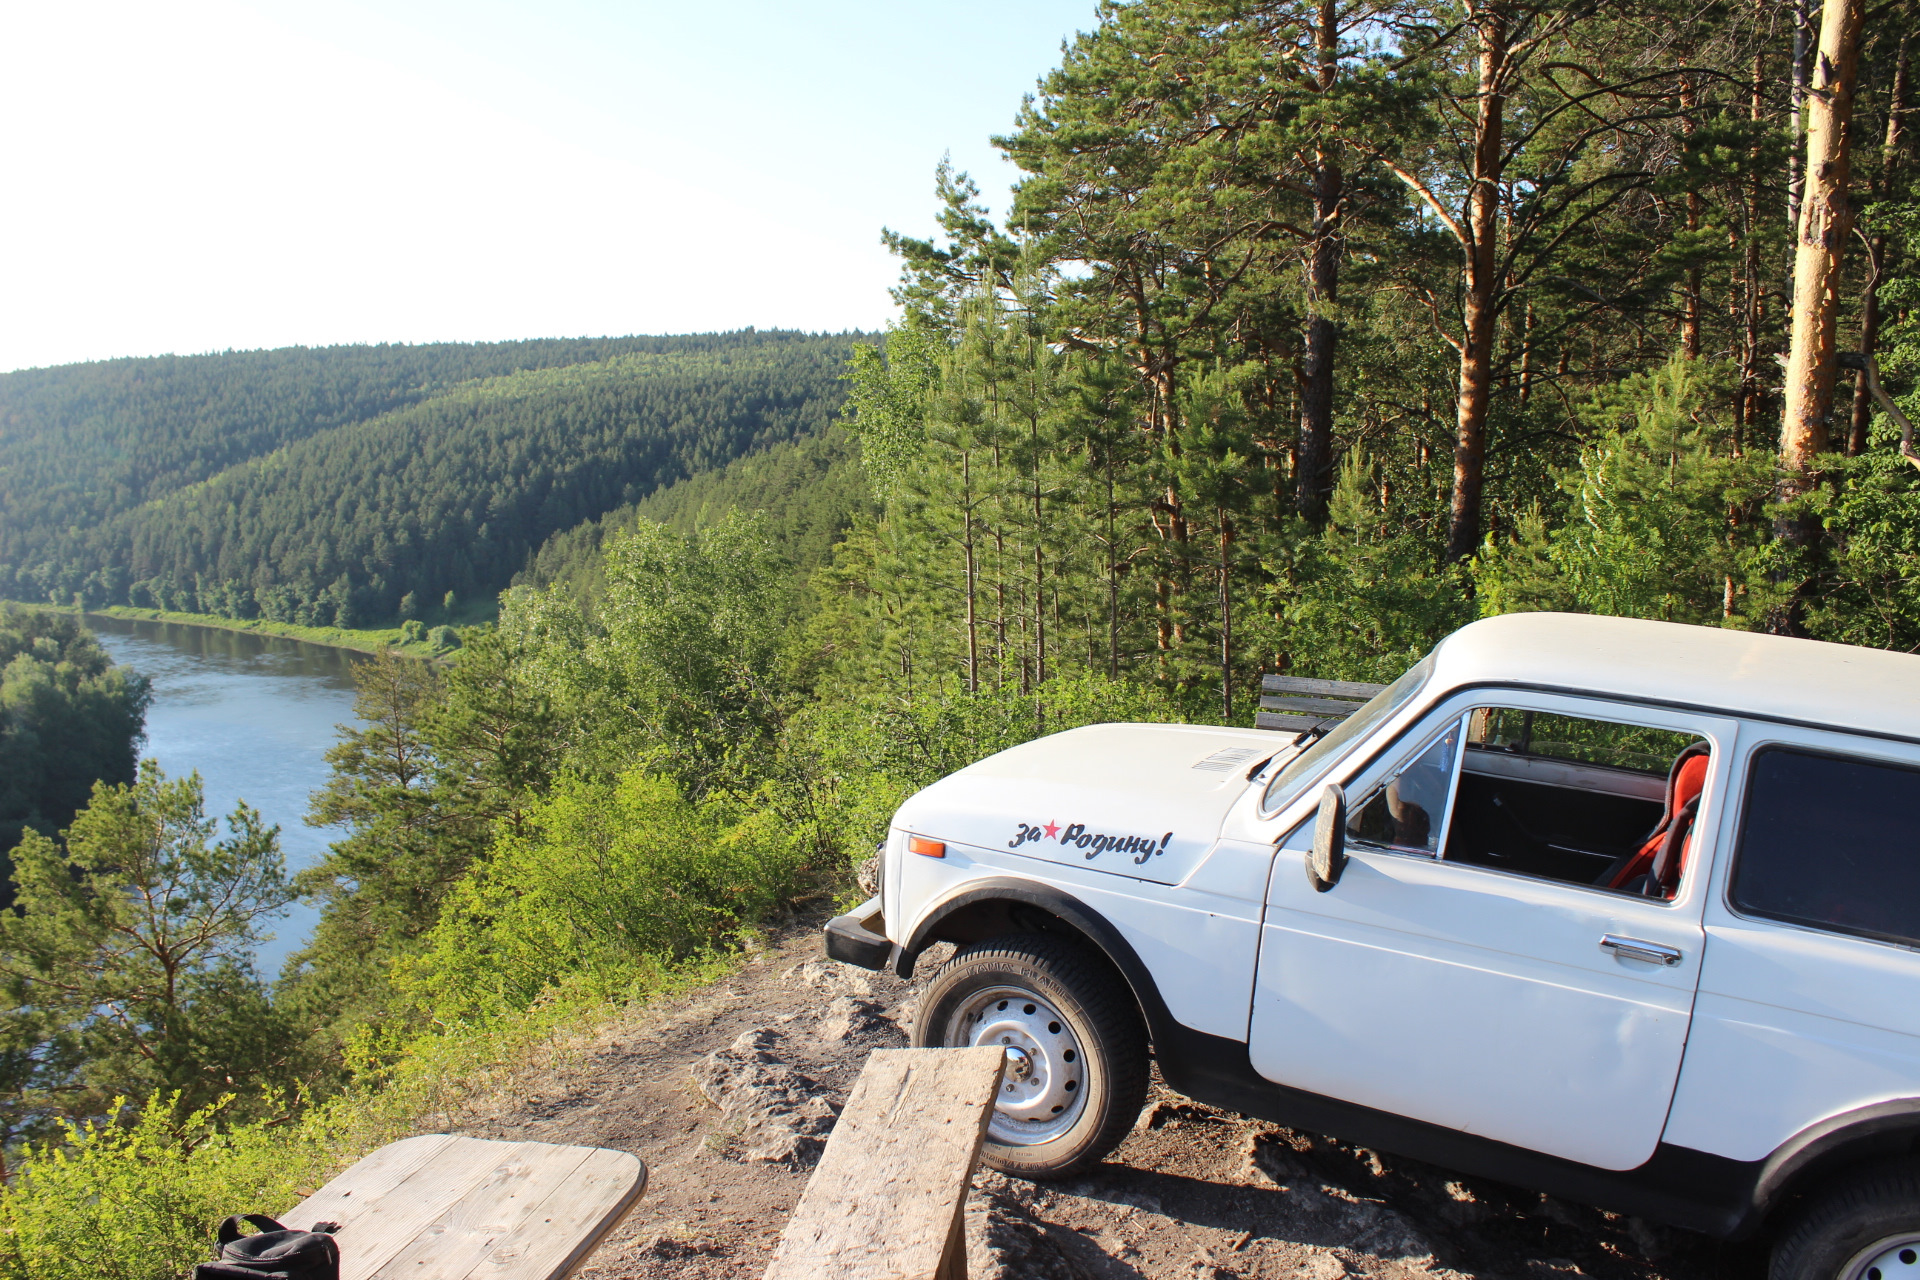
911;933;1148;1179
1772;1162;1920;1280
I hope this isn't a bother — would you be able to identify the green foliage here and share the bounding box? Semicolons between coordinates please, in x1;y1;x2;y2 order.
0;1094;349;1280
501;512;800;795
1475;357;1776;627
1263;454;1475;685
0;607;150;854
1806;443;1920;650
513;425;874;610
287;636;565;1047
395;772;808;1021
0;765;295;1145
843;325;943;495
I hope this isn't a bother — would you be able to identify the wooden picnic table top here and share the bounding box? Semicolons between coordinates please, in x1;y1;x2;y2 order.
282;1133;647;1280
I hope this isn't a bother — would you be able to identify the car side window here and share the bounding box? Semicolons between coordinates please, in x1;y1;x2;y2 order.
1443;706;1710;898
1347;716;1465;857
1349;702;1711;897
1730;746;1920;949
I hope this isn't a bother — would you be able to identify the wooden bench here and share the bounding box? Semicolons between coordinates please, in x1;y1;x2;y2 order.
1256;673;1387;733
765;1047;1007;1280
280;1134;646;1280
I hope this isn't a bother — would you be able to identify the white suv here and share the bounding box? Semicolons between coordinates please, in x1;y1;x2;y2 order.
825;613;1920;1280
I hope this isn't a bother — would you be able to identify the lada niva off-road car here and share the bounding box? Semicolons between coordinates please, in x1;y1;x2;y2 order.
826;613;1920;1280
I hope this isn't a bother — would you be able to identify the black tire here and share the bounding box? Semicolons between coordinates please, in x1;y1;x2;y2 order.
911;932;1148;1180
1772;1161;1920;1280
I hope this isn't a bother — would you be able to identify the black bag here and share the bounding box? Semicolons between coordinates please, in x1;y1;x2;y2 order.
193;1214;341;1280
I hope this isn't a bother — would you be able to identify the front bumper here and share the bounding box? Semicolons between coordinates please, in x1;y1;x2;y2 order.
823;896;896;971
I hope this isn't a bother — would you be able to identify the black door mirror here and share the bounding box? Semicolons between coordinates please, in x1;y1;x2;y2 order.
1307;783;1347;892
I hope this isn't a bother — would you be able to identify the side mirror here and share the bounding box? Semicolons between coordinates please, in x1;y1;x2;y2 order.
1306;783;1347;893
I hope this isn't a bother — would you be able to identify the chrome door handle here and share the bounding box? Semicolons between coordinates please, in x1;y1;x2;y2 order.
1600;934;1683;966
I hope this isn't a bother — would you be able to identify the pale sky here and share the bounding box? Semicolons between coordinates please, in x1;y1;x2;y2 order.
0;1;1097;372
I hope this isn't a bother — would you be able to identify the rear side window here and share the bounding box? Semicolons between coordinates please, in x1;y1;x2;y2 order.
1731;747;1920;948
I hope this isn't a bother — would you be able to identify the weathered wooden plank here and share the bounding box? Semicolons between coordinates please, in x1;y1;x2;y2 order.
325;1139;552;1280
1259;694;1373;716
1260;675;1387;698
764;1047;1006;1280
1255;711;1333;732
279;1134;646;1280
283;1134;457;1234
363;1143;591;1280
461;1147;648;1280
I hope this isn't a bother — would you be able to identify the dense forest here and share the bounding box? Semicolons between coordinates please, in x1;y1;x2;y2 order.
513;425;874;605
0;332;857;625
0;607;147;857
6;0;1920;1275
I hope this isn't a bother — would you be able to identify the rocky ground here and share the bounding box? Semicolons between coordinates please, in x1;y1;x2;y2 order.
445;921;1767;1280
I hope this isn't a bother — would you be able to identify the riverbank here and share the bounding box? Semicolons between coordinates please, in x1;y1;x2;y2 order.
1;601;455;658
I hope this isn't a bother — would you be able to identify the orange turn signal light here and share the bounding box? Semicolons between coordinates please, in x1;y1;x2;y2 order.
908;835;946;858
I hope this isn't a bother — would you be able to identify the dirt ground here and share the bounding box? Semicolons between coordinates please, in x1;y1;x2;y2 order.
444;920;1769;1280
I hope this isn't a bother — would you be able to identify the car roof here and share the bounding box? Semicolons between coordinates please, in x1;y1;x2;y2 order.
1429;612;1920;740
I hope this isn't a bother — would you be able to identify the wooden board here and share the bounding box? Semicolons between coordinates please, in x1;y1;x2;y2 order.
1260;674;1387;698
1255;711;1336;732
281;1134;646;1280
764;1047;1006;1280
1259;694;1373;717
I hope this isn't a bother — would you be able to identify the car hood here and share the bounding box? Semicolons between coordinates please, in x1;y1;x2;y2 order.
891;722;1279;886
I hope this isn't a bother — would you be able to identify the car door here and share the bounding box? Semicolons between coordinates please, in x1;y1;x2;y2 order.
1247;689;1737;1171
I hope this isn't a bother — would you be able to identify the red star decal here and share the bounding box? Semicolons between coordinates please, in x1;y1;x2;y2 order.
1043;821;1060;840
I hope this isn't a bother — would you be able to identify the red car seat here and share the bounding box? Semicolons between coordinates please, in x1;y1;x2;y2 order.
1604;742;1711;898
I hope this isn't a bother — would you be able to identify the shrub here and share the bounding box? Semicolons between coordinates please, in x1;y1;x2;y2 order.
0;1095;349;1280
394;771;809;1020
399;619;426;645
426;625;460;650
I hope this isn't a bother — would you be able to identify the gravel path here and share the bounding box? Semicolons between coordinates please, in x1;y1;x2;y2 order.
440;922;1765;1280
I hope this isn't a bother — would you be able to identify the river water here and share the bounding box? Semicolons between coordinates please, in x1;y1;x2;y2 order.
88;616;364;978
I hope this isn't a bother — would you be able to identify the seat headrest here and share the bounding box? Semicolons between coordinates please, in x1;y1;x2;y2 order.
1673;752;1709;807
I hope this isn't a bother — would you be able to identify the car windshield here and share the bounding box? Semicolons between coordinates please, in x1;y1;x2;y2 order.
1261;655;1435;815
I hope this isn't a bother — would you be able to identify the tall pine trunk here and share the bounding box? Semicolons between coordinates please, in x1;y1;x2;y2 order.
1296;0;1343;526
1780;0;1865;509
1850;35;1908;454
1681;78;1705;358
1446;5;1508;564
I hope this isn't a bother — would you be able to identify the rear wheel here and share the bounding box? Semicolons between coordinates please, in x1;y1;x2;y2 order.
911;933;1148;1179
1772;1162;1920;1280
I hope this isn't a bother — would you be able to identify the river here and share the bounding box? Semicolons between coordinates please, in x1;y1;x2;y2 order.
88;616;364;978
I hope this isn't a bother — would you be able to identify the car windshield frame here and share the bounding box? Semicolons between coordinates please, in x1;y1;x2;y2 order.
1261;654;1435;816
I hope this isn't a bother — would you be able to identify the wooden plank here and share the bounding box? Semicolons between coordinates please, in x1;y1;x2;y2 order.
328;1139;553;1280
283;1134;458;1234
1255;711;1333;732
282;1134;646;1280
461;1147;648;1280
363;1142;592;1280
1259;694;1372;716
1260;675;1387;698
764;1047;1006;1280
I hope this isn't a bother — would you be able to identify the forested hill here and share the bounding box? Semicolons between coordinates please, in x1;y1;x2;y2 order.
0;332;861;625
513;425;873;607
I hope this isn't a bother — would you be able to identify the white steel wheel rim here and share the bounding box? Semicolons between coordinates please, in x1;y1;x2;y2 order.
1842;1234;1920;1280
946;984;1089;1146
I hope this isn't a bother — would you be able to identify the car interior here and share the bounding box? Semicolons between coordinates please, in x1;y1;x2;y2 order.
1348;708;1711;898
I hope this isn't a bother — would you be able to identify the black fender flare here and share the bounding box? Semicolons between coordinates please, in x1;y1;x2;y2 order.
896;876;1180;1046
1751;1097;1920;1220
